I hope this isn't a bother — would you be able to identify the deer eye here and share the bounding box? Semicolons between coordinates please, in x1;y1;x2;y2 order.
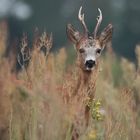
96;48;101;54
79;48;85;53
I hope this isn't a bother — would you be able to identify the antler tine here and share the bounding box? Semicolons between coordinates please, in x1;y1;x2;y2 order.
78;6;88;35
93;8;103;38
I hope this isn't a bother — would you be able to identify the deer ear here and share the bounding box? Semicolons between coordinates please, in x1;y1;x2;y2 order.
99;24;113;48
66;24;82;44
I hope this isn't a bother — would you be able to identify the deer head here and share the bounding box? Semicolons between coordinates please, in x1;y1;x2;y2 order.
66;6;113;71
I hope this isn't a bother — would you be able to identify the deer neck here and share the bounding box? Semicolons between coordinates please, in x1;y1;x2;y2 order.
80;69;92;85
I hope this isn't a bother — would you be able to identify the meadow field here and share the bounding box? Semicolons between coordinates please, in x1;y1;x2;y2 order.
0;23;140;140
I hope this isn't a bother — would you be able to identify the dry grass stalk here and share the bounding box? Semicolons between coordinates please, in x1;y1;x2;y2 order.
0;20;140;140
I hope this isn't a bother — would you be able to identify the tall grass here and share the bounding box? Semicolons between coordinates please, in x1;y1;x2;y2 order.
0;22;140;140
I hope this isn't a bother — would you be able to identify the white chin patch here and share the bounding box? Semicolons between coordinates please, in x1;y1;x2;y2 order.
86;67;95;71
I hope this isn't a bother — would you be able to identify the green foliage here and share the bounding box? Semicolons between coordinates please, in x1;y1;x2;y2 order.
86;99;104;121
112;58;123;87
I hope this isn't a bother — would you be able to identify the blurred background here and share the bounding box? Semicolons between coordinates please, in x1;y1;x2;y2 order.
0;0;140;61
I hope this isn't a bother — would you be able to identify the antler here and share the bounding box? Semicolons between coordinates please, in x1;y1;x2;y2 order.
93;8;102;38
78;6;88;35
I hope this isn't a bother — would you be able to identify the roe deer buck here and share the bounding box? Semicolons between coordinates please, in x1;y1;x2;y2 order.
66;6;113;140
66;6;113;98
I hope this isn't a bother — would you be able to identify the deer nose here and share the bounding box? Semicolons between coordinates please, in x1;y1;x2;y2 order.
85;60;96;68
